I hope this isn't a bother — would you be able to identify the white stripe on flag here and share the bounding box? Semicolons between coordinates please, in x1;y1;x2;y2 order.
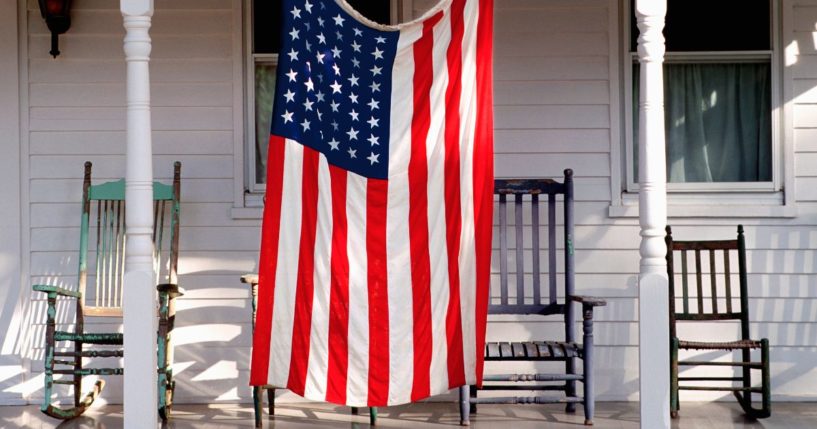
268;139;304;387
426;8;453;396
458;0;480;385
386;23;423;406
304;155;334;399
345;172;370;406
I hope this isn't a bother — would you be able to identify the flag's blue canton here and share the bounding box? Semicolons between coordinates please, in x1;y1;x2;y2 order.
271;0;399;180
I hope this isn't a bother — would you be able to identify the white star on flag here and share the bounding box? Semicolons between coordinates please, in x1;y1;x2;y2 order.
281;110;294;124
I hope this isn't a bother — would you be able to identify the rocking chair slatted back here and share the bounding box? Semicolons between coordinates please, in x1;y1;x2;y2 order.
665;225;750;339
79;161;181;317
491;170;574;321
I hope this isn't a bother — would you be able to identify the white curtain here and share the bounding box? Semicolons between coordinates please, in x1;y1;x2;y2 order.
634;63;772;183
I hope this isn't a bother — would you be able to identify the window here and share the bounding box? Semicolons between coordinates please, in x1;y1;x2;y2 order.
246;1;397;194
625;0;777;191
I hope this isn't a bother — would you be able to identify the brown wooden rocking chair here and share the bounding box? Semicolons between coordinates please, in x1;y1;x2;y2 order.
666;225;771;419
32;161;183;420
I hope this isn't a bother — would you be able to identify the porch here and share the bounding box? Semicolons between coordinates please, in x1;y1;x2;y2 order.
2;402;815;428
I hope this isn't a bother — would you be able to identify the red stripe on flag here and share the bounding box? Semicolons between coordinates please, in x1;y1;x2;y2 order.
443;0;467;389
473;0;495;386
286;148;321;395
366;179;390;405
251;136;288;386
408;11;443;401
325;166;350;404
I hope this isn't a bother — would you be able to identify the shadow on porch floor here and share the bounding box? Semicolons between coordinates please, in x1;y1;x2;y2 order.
2;402;815;428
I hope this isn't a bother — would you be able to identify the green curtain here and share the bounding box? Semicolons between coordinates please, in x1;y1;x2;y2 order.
633;62;772;183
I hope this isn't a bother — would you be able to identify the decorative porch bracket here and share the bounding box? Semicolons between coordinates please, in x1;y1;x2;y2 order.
121;0;157;427
635;0;670;427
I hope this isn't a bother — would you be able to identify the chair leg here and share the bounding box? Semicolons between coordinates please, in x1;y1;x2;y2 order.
459;385;471;426
760;339;771;417
566;355;577;413
469;384;478;413
267;387;275;415
253;386;263;428
582;305;595;426
73;340;82;408
157;290;173;421
670;337;679;418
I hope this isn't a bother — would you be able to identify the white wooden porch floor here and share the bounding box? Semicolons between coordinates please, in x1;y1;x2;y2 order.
2;402;815;428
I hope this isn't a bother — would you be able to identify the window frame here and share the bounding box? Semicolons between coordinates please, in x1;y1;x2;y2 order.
622;0;782;194
242;0;408;205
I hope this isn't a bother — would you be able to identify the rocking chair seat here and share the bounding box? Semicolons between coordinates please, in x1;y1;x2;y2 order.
484;341;582;361
678;339;763;351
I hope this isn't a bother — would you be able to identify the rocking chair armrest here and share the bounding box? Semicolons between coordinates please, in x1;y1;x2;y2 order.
32;284;82;299
568;295;607;307
157;283;185;299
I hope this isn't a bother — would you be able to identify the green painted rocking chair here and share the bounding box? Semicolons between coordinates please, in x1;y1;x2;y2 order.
32;161;183;421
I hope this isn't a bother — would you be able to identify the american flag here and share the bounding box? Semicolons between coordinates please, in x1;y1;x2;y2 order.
251;0;494;407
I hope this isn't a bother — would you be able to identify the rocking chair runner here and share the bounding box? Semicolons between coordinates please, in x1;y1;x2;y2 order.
32;161;183;420
666;225;771;419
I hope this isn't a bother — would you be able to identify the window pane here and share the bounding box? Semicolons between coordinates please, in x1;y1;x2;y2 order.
347;0;391;24
633;62;772;183
631;0;770;52
253;1;281;54
255;63;276;183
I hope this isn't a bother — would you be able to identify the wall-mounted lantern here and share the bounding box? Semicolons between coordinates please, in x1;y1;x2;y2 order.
38;0;72;58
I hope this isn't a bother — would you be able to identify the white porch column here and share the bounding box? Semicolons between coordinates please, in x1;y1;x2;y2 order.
635;0;669;428
121;0;157;427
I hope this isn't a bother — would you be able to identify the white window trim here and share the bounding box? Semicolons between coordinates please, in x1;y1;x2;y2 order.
233;0;408;218
609;0;796;218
